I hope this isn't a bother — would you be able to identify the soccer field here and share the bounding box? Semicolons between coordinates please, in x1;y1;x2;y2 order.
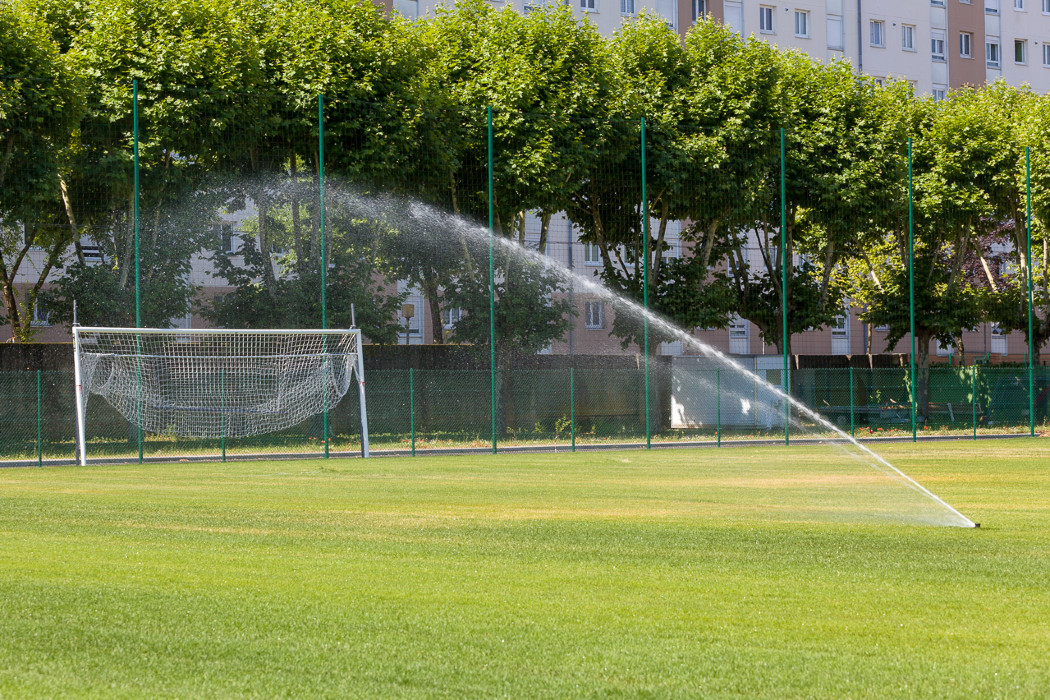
1;441;1048;697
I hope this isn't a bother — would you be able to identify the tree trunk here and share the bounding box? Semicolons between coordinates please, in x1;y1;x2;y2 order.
255;195;279;302
423;269;444;345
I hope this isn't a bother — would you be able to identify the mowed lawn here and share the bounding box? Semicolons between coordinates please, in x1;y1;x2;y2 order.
0;440;1048;698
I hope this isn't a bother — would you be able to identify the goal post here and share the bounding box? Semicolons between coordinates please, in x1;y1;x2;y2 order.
72;326;369;465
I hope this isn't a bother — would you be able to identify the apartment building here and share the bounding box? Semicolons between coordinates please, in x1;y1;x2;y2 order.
688;1;1050;95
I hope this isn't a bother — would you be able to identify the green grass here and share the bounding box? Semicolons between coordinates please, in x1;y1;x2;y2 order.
1;440;1048;697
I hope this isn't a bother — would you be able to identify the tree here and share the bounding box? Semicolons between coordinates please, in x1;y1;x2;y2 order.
0;3;83;341
851;90;999;418
205;191;406;341
43;0;270;329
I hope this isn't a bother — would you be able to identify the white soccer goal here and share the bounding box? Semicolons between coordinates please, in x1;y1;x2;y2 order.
72;326;369;465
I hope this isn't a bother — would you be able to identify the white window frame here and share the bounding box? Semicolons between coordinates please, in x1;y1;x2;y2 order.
759;5;774;33
1016;39;1028;64
1044;0;1050;13
580;0;596;11
932;86;947;101
931;31;946;61
902;24;915;51
988;41;1001;66
213;222;236;254
30;297;50;327
1043;43;1050;66
1015;0;1025;10
620;0;634;15
584;242;602;266
960;31;973;58
870;20;885;47
441;306;462;330
987;0;1001;13
692;0;707;22
794;10;810;38
585;301;604;329
831;311;849;339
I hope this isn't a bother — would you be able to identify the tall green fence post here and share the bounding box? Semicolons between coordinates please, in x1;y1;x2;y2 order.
1026;147;1036;436
716;368;721;447
849;365;855;438
570;367;576;453
908;138;917;442
319;94;329;458
641;117;651;449
409;367;415;457
488;106;497;455
36;370;42;467
133;79;143;464
972;364;977;440
780;128;789;446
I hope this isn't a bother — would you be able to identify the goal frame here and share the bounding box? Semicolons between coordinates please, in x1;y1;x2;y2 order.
72;326;369;465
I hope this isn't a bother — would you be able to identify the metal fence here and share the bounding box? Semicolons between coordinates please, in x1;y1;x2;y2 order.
2;366;1043;466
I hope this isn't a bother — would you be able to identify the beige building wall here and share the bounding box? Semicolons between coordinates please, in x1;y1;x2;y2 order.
948;0;987;88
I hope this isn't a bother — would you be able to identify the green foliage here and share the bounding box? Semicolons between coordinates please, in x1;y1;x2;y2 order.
4;0;1050;370
443;252;574;358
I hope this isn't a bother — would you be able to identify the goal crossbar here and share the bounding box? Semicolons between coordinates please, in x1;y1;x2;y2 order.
73;326;369;465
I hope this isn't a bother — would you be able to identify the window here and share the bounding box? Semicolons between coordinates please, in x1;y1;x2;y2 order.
30;298;50;327
932;87;947;101
82;244;103;264
794;10;809;37
1015;0;1025;9
212;222;235;254
831;309;849;338
620;0;634;14
661;241;680;262
691;0;706;21
988;41;1001;66
874;324;890;332
902;24;915;51
729;317;748;339
870;20;885;47
1044;0;1050;12
987;0;1000;13
931;31;946;60
827;16;844;49
584;242;602;266
1016;39;1028;63
759;5;774;33
1043;43;1050;65
585;301;604;329
441;307;462;330
930;0;944;5
580;0;596;11
960;32;973;58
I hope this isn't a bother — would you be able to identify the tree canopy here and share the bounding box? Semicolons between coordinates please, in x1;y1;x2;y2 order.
2;0;1048;398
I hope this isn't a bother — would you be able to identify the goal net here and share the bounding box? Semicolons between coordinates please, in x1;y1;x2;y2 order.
72;327;368;464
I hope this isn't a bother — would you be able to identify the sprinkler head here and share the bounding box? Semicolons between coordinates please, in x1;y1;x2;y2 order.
973;522;981;529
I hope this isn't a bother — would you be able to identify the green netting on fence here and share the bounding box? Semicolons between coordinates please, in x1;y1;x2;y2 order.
3;366;1047;465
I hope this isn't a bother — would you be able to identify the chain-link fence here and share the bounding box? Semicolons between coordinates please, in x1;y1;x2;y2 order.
1;365;1045;466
